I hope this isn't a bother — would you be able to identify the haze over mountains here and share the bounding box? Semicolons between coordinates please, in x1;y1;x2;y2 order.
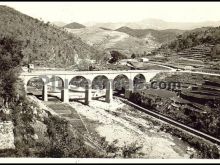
55;18;220;30
89;19;220;30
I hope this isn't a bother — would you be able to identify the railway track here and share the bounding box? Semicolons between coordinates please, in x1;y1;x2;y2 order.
115;96;220;145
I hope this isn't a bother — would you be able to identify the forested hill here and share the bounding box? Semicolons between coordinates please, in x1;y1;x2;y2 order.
0;5;101;68
166;26;220;51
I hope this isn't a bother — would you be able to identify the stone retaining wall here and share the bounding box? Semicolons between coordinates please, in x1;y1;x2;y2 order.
0;121;15;150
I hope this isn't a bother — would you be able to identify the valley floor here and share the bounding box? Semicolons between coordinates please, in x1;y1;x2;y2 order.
34;95;198;158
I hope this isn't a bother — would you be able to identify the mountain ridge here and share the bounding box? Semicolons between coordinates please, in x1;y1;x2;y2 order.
115;26;184;43
85;18;220;30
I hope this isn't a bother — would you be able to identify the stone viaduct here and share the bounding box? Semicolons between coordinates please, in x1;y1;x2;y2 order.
19;70;168;105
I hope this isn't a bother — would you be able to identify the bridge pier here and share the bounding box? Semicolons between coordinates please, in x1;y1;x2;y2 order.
24;84;27;92
42;84;48;101
61;88;69;103
50;80;59;92
61;79;69;103
85;85;92;105
106;80;113;103
125;79;133;99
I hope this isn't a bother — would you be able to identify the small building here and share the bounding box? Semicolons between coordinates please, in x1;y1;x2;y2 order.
90;60;96;64
184;66;194;70
28;64;34;69
28;64;34;72
126;59;138;62
139;58;149;62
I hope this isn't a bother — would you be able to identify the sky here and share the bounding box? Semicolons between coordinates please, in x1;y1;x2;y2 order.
1;2;220;24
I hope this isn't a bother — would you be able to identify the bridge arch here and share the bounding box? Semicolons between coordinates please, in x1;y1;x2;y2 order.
133;74;146;91
25;75;47;86
113;74;129;95
92;75;109;90
26;77;44;94
68;76;89;102
26;76;47;101
49;75;65;89
69;76;89;88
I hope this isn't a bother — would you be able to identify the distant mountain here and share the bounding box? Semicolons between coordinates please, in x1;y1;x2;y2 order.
0;5;101;68
99;27;112;31
115;26;184;43
66;27;161;56
86;18;220;30
138;19;220;30
64;22;86;29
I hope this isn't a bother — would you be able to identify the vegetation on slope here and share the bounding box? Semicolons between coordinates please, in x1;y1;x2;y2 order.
166;27;220;51
115;26;183;44
0;5;101;68
147;26;220;71
0;36;24;104
158;26;220;60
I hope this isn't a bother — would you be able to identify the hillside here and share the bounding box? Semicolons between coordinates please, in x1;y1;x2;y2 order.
146;26;220;73
167;27;220;52
115;26;184;44
0;5;101;68
159;26;220;62
66;27;160;57
64;22;86;29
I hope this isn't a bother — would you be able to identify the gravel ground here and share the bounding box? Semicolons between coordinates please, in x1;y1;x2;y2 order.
68;97;197;158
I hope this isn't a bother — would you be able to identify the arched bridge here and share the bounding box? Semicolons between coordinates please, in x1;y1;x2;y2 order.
19;70;169;105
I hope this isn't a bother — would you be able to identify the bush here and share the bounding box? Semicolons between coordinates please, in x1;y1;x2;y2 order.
42;115;100;158
109;51;127;63
122;142;143;158
0;37;23;102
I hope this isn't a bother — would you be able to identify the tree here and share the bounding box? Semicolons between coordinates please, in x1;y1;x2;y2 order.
0;36;23;103
211;145;220;159
131;53;136;59
109;51;127;63
0;37;23;71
